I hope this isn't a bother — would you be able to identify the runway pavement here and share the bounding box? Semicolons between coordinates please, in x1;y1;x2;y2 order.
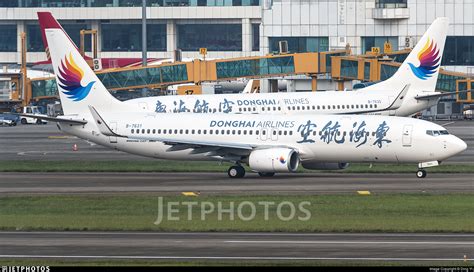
0;231;472;261
1;172;473;195
0;120;473;163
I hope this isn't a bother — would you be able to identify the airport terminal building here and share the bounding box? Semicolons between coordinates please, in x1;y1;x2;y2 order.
0;0;473;73
0;0;473;117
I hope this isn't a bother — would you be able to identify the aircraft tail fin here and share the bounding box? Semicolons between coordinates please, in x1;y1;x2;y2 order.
38;12;123;115
364;17;449;94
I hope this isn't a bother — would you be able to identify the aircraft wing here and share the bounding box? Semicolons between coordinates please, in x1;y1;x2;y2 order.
415;90;469;100
18;113;87;125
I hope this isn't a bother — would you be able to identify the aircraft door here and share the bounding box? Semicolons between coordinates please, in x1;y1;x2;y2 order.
109;122;118;144
388;96;396;115
139;102;148;111
402;124;413;147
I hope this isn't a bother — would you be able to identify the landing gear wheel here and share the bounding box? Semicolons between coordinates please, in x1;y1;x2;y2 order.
36;119;42;125
416;169;427;178
228;165;245;178
258;172;275;177
21;118;26;125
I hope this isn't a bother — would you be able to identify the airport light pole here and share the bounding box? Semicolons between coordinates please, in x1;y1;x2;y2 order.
141;0;148;97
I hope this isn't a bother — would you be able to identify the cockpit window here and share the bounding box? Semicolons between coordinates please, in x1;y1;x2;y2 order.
426;130;450;136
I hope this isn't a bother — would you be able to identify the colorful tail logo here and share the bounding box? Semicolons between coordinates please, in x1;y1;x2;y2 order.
408;38;441;80
58;53;95;101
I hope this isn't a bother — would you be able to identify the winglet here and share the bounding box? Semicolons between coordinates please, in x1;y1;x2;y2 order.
88;106;122;137
387;84;410;110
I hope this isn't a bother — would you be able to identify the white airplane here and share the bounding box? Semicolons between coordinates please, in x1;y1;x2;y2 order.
26;13;467;179
36;13;454;117
121;17;451;117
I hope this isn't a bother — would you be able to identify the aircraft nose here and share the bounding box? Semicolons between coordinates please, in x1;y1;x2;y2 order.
450;136;467;155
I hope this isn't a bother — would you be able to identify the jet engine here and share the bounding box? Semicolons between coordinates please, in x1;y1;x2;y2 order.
301;162;350;170
248;148;299;173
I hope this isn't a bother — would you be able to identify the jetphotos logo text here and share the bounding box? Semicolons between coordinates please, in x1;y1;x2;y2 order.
154;197;311;225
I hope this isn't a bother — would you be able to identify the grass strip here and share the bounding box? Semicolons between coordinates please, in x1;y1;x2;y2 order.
1;194;473;232
0;160;473;173
0;259;471;267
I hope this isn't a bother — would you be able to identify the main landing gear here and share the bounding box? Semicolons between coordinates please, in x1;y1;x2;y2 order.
228;165;245;178
416;169;427;178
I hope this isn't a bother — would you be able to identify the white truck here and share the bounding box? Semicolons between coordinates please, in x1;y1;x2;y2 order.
20;106;48;125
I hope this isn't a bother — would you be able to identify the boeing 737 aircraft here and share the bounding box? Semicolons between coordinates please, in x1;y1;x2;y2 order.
37;13;452;117
27;12;467;179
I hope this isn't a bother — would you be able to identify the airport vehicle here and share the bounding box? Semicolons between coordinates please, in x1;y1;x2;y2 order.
0;113;18;126
26;14;467;179
19;106;47;125
37;14;453;118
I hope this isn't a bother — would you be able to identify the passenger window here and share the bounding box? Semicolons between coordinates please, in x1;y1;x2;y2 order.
174;129;178;134
289;131;293;136
185;129;188;134
191;129;195;134
131;129;134;134
153;129;156;134
163;130;166;134
238;130;241;135
141;129;145;134
243;130;247;135
215;130;219;135
198;130;201;134
209;130;213;135
249;131;253;135
256;130;259;135
203;130;207;134
179;129;183;134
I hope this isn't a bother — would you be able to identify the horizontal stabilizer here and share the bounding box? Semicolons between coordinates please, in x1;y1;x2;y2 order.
415;90;469;100
18;113;87;125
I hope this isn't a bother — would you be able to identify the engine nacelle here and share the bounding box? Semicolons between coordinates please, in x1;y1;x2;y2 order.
301;162;350;170
248;148;299;173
